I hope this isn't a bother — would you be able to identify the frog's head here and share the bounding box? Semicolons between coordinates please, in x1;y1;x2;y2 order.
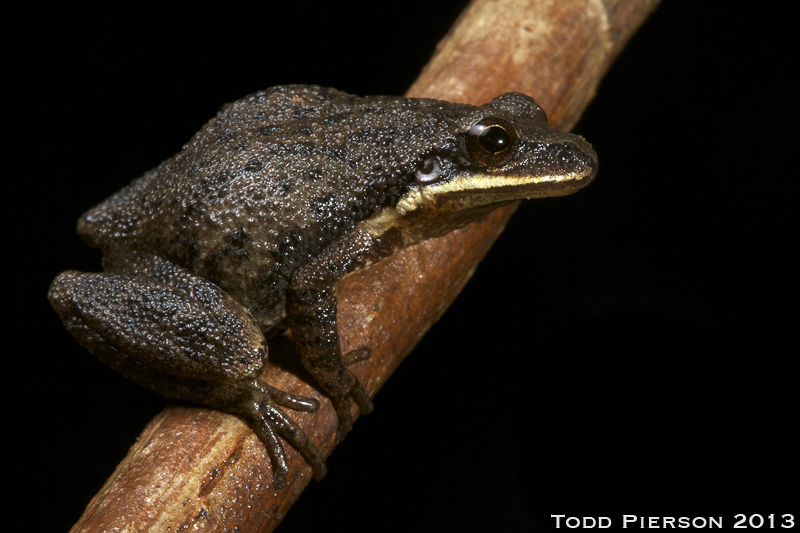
382;92;598;240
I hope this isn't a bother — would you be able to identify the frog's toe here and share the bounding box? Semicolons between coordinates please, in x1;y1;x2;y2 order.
350;379;374;415
249;408;290;488
332;378;374;439
334;400;355;438
252;380;320;413
342;346;371;366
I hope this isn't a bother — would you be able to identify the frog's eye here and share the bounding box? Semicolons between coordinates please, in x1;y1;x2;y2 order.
465;117;517;167
414;156;442;184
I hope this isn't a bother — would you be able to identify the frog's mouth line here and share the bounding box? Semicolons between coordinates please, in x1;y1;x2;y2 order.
431;168;596;199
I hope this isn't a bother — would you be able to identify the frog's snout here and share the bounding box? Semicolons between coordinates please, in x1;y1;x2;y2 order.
584;142;599;184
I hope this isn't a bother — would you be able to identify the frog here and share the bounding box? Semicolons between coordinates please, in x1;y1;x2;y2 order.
48;84;597;488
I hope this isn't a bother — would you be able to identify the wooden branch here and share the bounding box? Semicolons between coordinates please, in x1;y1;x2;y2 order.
70;0;660;531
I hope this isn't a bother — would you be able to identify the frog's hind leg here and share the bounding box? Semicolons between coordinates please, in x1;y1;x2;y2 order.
48;251;327;487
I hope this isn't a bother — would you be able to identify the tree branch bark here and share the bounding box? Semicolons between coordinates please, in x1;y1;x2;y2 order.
70;0;660;531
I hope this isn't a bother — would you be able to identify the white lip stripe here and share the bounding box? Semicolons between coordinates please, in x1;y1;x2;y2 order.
425;170;591;195
393;169;590;214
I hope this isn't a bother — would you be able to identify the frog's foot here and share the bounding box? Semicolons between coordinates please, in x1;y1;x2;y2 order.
246;380;328;488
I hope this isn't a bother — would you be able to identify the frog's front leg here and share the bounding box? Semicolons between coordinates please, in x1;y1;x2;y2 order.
48;251;326;488
288;226;404;437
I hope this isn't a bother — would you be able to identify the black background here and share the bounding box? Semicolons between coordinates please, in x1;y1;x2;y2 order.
8;2;795;531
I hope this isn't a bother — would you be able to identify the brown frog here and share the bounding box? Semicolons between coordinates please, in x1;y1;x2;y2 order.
48;85;597;487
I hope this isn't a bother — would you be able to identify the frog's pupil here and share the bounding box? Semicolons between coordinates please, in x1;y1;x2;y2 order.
479;126;511;153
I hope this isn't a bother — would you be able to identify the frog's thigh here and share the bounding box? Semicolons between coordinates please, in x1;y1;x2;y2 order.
49;270;266;384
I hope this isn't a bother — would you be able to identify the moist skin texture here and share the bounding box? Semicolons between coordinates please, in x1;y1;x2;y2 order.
49;84;597;488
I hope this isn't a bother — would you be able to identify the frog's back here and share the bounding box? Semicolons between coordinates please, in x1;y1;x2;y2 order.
78;85;472;331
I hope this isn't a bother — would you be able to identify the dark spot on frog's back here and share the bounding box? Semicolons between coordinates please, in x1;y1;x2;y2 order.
320;112;350;125
271;142;319;158
187;158;209;180
292;107;317;118
198;172;232;195
346;126;398;146
257;125;281;136
216;129;236;144
274;175;294;195
223;227;251;258
244;157;264;173
303;167;323;181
